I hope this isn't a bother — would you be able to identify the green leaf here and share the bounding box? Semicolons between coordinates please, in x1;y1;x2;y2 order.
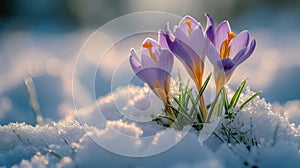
189;73;212;108
172;98;190;117
199;73;212;96
170;106;193;124
217;95;225;116
173;97;183;111
188;73;212;123
221;88;229;114
156;114;175;122
240;91;262;109
229;80;246;108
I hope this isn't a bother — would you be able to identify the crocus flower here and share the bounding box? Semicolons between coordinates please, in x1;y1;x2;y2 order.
129;34;175;119
163;15;210;121
205;13;256;93
164;15;209;91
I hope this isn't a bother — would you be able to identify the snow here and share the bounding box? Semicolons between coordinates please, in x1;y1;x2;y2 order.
0;85;300;167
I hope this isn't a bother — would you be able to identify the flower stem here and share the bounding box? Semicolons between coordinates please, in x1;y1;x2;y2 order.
199;95;208;122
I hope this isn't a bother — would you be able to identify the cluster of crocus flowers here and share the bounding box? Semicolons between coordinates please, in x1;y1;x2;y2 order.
129;14;256;123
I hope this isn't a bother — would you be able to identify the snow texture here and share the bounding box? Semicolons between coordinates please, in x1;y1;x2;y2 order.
0;85;299;168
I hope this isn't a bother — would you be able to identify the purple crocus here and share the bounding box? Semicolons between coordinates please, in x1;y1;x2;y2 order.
163;15;210;120
164;15;209;91
205;13;256;93
129;34;175;119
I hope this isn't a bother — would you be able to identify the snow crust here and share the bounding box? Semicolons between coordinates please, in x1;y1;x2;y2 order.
0;85;299;167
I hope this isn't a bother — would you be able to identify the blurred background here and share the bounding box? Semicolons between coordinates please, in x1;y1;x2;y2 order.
0;0;300;125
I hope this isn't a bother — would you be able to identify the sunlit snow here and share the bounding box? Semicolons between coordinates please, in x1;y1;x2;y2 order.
0;86;299;167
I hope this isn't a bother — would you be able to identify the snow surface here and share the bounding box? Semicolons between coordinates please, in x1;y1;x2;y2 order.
0;85;300;168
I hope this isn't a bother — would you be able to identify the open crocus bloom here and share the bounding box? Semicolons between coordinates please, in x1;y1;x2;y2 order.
164;15;209;91
129;35;175;118
163;15;210;121
205;13;256;93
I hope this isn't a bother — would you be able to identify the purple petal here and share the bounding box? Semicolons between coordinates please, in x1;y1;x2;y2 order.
165;33;194;70
205;13;214;30
141;51;157;68
141;38;158;57
136;67;171;96
206;25;215;44
164;32;199;80
156;49;174;73
173;26;189;44
233;39;256;66
141;38;159;48
190;26;208;60
205;13;215;43
155;68;171;91
215;21;231;51
158;30;169;49
129;49;142;74
207;42;223;72
135;68;157;90
165;23;175;42
229;30;250;58
177;15;202;35
130;50;155;88
231;47;247;66
221;58;235;72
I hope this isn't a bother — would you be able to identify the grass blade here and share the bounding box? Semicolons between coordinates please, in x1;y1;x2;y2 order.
199;73;212;96
240;91;262;109
170;106;193;124
229;80;246;108
221;88;229;114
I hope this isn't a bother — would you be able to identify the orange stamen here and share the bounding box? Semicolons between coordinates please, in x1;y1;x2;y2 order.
184;19;193;36
227;32;236;42
142;42;157;62
220;31;236;59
